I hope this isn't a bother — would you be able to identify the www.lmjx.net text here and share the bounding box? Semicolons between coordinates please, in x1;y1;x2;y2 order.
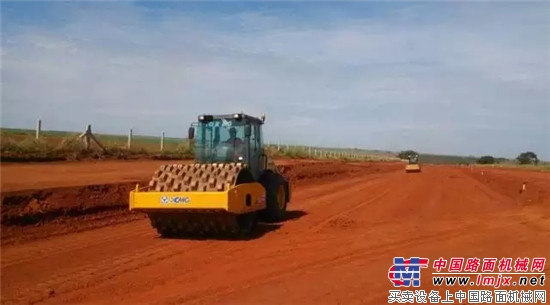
430;257;546;289
432;274;546;289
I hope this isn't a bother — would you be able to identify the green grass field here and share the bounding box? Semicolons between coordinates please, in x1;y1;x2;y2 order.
1;128;192;161
0;128;399;162
470;162;550;172
1;128;184;149
2;127;548;172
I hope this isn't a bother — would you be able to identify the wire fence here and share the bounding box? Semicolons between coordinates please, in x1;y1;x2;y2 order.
0;119;401;161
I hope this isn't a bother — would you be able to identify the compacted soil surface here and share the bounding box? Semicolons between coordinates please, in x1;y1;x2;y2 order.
1;160;548;305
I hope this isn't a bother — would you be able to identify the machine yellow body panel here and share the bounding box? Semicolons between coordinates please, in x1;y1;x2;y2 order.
405;164;421;172
129;182;266;214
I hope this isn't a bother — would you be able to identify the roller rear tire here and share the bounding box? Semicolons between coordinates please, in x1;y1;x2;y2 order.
260;171;287;223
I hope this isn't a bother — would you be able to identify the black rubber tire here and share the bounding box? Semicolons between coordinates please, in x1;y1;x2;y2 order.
260;171;287;223
236;212;259;234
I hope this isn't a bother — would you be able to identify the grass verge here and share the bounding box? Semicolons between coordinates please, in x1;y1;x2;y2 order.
1;129;399;163
470;163;550;172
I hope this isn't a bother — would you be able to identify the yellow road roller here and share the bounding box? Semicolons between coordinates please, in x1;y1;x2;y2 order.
405;154;421;173
129;113;291;237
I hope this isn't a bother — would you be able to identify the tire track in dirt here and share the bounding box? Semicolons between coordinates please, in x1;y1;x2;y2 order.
307;169;422;232
308;184;392;233
15;241;224;305
1;221;154;267
1;210;148;246
288;175;383;204
156;223;488;305
39;167;475;305
3;234;243;305
288;173;397;232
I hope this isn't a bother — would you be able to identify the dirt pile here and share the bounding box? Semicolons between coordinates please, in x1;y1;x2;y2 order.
1;182;145;227
278;161;360;185
1;182;148;245
278;161;402;187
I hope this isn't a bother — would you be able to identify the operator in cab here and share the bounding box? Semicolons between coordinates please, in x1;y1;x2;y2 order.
225;127;243;145
223;127;244;161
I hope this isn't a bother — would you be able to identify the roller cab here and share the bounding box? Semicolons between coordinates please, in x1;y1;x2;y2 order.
405;154;421;173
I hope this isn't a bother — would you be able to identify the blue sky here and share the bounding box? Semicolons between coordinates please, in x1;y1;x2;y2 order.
1;1;549;159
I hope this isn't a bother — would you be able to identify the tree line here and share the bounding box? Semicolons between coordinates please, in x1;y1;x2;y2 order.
476;151;539;165
396;150;541;165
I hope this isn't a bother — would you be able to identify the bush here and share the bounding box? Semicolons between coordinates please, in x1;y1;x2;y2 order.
476;155;495;164
516;151;539;165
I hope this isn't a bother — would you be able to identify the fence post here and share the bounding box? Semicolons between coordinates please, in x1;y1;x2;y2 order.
84;124;91;149
160;132;164;151
128;129;132;149
35;119;41;140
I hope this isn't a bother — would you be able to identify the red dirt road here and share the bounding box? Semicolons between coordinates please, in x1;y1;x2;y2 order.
1;161;549;305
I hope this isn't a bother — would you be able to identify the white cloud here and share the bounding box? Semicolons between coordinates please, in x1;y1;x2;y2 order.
1;2;549;158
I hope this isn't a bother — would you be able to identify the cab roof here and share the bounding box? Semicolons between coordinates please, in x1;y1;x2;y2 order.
198;113;265;125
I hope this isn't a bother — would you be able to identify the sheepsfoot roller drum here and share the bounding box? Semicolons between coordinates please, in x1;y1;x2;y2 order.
129;112;291;238
130;163;267;236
